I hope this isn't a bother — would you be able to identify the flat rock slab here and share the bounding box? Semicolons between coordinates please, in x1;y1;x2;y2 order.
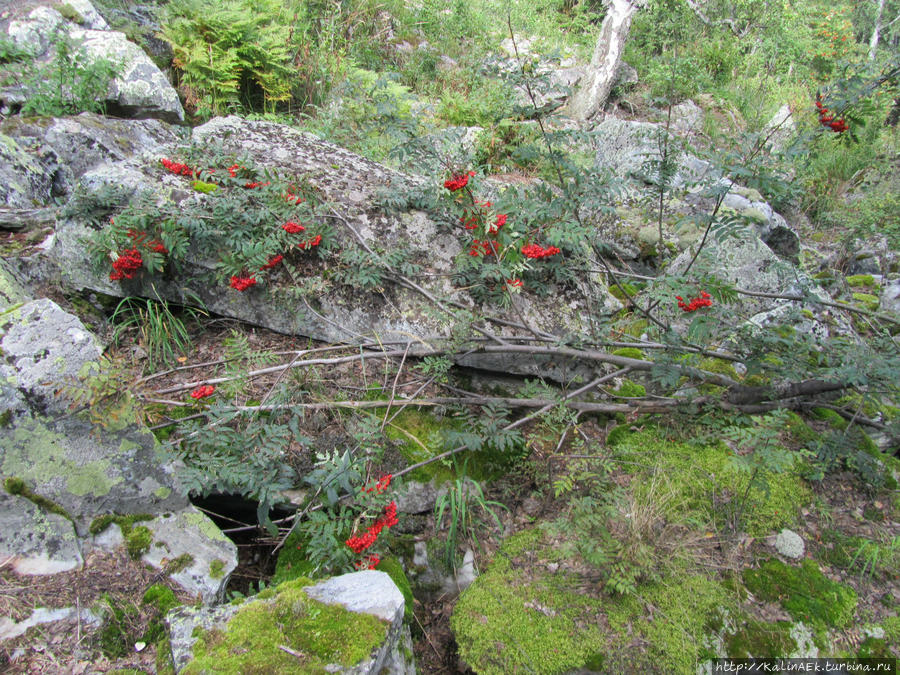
304;570;405;625
0;493;82;575
141;506;238;604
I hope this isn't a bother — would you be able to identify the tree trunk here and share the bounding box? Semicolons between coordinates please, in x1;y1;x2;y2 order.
568;0;641;121
870;0;887;60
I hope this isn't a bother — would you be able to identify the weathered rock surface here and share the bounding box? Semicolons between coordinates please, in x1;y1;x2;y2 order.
14;114;621;379
167;571;415;674
141;506;239;604
0;492;82;575
4;1;184;123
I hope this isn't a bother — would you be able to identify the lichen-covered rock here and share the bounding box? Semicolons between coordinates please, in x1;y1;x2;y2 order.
0;415;188;535
141;506;239;604
0;133;54;209
0;492;82;575
33;115;619;379
167;572;414;674
0;259;27;310
5;1;184;123
0;298;101;412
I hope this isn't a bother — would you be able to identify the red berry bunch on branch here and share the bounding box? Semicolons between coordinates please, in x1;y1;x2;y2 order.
109;247;143;281
161;158;194;177
229;275;257;291
189;385;215;400
815;95;848;133
676;291;712;312
345;497;399;570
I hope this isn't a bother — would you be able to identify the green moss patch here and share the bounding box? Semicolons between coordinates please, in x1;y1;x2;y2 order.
845;274;876;288
742;559;857;630
851;292;879;312
723;618;797;657
378;556;414;622
3;476;72;520
125;525;153;560
611;347;644;360
452;528;739;674
612;428;812;537
183;578;388;674
271;530;316;586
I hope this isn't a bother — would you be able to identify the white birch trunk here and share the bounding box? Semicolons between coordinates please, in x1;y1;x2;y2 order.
869;0;886;60
567;0;640;121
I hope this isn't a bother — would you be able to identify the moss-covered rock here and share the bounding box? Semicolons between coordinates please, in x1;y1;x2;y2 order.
742;558;857;630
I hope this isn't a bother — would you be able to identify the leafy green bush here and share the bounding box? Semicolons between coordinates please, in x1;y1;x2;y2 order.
160;0;295;116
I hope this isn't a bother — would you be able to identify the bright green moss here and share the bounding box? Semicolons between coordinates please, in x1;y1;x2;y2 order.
613;428;812;537
611;347;645;360
605;424;632;447
3;476;72;520
125;525;153;560
783;412;821;445
191;180;218;194
378;556;414;622
183;578;388;674
846;274;876;288
209;559;225;579
698;358;741;381
742;559;857;629
851;292;879;312
89;513;154;536
615;379;646;398
724;618;796;657
608;282;639;303
271;530;317;586
143;584;178;613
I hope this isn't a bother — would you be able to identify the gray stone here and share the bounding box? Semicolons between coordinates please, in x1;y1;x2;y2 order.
165;602;240;672
397;479;449;514
141;506;238;604
0;259;28;310
0;298;101;412
774;528;805;559
0;493;82;575
670;99;703;135
70;27;184;123
764;104;796;154
37;115;619;380
0;606;100;642
881;279;900;315
0;133;54;209
167;571;414;674
6;1;184;124
305;570;404;624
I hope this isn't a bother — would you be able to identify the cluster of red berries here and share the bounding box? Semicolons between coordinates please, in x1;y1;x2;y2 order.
676;291;712;312
244;180;270;189
284;190;304;205
444;170;476;192
345;500;399;554
355;554;381;570
282;221;305;234
227;163;242;178
469;239;499;257
522;243;561;259
229;275;257;291
815;95;848;133
361;474;392;495
109;248;143;281
260;254;283;270
460;201;492;230
190;385;215;399
161;158;193;177
127;229;168;254
298;234;322;250
506;279;523;288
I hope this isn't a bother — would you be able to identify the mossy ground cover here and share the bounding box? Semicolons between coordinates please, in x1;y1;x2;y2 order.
610;427;813;538
182;578;388;674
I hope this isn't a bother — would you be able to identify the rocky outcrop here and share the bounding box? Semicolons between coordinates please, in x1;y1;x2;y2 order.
166;572;415;673
3;1;184;123
3;113;621;379
0;279;235;604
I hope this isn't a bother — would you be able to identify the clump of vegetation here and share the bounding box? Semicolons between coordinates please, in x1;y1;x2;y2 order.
3;477;72;520
742;558;857;630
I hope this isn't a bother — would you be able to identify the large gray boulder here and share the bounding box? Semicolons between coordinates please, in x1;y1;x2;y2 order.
0;492;82;575
166;571;415;673
18;114;621;379
5;1;184;123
